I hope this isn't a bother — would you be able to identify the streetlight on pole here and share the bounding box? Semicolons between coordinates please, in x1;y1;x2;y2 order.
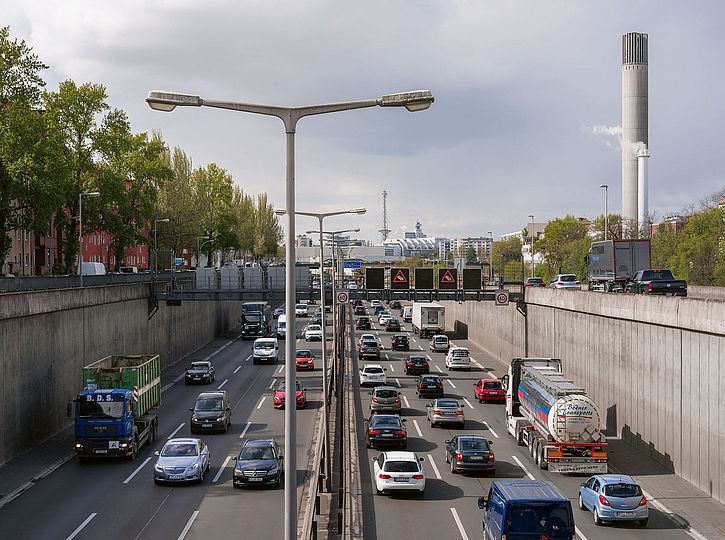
153;218;170;274
146;89;433;540
600;184;609;241
78;191;100;287
487;231;493;283
528;214;535;278
277;208;365;492
197;236;212;268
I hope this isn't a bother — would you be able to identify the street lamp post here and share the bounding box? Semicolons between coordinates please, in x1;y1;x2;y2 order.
600;184;609;241
277;208;365;492
147;89;433;540
528;214;535;278
78;191;100;287
153;218;170;274
197;236;212;268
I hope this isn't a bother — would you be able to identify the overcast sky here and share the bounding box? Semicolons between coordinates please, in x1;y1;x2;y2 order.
6;1;725;242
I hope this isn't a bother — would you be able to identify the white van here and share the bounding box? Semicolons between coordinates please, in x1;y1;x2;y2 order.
402;306;413;323
78;262;106;275
445;346;470;371
276;314;287;339
253;337;279;365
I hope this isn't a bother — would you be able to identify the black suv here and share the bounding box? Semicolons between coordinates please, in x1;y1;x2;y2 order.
356;316;371;330
416;375;444;398
405;356;430;375
391;334;409;351
190;391;231;433
233;438;283;488
184;360;215;384
354;305;366;315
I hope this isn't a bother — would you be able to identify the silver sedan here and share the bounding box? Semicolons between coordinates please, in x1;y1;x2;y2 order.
426;398;465;428
153;438;210;484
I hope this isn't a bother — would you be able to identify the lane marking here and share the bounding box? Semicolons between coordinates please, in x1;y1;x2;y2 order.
446;379;457;389
0;452;75;510
256;396;266;409
389;364;395;373
412;420;423;437
177;510;199;540
239;421;251;439
462;397;475;409
269;379;277;389
450;508;470;540
212;456;232;483
426;453;442;480
639;489;708;540
173;374;185;383
512;455;535;480
167;423;185;440
278;365;284;373
575;526;590;540
435;366;443;373
471;360;484;369
483;421;499;438
244;355;251;362
394;378;401;388
296;339;301;344
426;355;432;361
384;353;389;360
217;379;228;390
233;365;242;374
487;371;496;378
418;345;424;351
66;513;97;540
402;395;411;409
122;457;152;484
375;331;379;336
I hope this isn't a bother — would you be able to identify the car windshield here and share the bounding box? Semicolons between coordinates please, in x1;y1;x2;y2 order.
296;351;313;358
359;317;369;322
240;446;276;460
460;438;488;451
371;417;400;427
278;382;303;392
244;313;262;323
559;275;576;282
641;270;675;281
194;399;223;411
434;336;447;343
603;483;642;497
375;389;398;399
161;443;198;457
410;358;426;365
365;367;384;374
483;381;502;389
383;461;419;472
255;342;275;350
296;304;307;310
507;503;573;535
421;376;439;384
437;400;459;408
189;362;210;370
77;400;125;419
308;325;321;331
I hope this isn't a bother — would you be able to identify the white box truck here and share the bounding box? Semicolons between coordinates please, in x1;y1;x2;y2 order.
411;302;445;338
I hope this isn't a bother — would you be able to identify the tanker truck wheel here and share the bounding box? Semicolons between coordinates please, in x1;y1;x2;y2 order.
537;446;548;470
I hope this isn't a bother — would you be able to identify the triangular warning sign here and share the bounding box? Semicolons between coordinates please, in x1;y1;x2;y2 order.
440;270;456;283
393;270;408;283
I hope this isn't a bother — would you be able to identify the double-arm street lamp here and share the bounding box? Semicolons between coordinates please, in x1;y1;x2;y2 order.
78;191;100;287
277;207;366;491
600;184;609;241
528;214;535;278
146;88;433;540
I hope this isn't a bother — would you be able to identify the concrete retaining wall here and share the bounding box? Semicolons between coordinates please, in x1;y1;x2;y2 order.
442;290;725;504
0;284;239;465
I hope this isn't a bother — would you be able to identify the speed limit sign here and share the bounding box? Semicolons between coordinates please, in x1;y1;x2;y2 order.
495;290;509;306
336;290;349;304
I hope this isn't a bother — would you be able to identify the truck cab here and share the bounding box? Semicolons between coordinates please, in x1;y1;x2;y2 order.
241;310;266;338
72;389;139;458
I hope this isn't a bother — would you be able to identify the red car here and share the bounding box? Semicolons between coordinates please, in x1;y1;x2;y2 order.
273;381;306;409
473;378;505;403
295;350;315;371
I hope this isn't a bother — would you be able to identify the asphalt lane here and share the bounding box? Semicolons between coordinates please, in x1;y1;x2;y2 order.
0;307;325;540
353;304;694;540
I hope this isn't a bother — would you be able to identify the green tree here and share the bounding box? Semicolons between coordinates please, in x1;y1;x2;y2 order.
465;246;477;262
253;193;282;258
651;223;680;270
537;215;589;279
231;185;256;255
491;236;522;281
192;163;236;265
669;207;725;285
590;213;623;241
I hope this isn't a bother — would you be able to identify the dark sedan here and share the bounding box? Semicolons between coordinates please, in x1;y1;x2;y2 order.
184;361;215;385
444;435;495;474
365;414;407;449
233;438;283;488
354;305;367;315
356;316;371;330
385;318;401;332
405;356;429;375
416;375;444;398
389;300;402;309
391;334;409;351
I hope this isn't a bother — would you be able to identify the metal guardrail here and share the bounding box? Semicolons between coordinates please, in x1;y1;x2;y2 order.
0;271;195;292
298;408;326;539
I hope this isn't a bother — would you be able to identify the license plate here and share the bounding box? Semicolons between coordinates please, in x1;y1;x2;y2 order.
443;412;455;416
616;512;632;517
382;434;394;437
394;477;409;482
249;477;263;482
469;456;484;460
202;423;212;428
109;441;119;449
169;474;183;480
94;449;108;454
426;385;436;388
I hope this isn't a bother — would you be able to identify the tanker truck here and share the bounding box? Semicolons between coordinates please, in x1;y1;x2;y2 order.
501;358;608;474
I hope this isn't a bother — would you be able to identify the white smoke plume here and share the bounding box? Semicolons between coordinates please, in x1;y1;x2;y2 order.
588;125;622;136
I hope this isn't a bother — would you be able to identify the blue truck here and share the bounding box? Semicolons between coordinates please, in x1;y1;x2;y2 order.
68;355;161;460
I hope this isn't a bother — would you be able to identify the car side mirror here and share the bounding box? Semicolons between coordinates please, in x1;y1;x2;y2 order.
279;454;284;460
580;482;586;487
368;392;373;395
402;419;407;422
477;496;488;510
372;457;378;462
154;451;160;456
445;439;451;444
189;408;194;412
488;440;494;445
232;457;237;460
225;407;231;412
418;457;424;462
66;401;73;418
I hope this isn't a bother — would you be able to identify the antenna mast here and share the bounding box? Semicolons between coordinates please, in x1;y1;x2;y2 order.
379;190;391;242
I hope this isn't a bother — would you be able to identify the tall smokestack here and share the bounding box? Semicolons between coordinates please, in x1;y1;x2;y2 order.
622;32;648;236
637;146;649;233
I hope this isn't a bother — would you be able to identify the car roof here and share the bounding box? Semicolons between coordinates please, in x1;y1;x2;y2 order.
480;378;500;382
373;386;397;392
363;364;384;369
243;438;276;447
197;392;226;399
383;451;418;461
409;355;427;360
166;438;201;444
595;474;637;485
255;338;277;342
493;480;567;502
296;349;313;354
393;333;408;338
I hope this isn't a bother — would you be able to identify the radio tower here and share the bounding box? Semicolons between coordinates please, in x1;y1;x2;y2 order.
379;190;391;242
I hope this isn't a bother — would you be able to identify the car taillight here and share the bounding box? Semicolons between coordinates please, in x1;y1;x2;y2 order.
379;474;391;479
371;396;379;403
436;383;443;388
368;429;381;435
598;494;611;506
394;430;406;436
647;283;653;292
489;452;494;461
433;409;441;415
639;495;647;506
394;396;401;403
576;281;581;285
406;361;413;366
412;474;424;479
455;410;463;416
455;451;463;461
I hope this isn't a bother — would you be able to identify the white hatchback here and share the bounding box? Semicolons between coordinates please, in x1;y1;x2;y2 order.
359;364;387;387
445;347;470;371
295;303;309;317
304;324;323;341
372;451;425;495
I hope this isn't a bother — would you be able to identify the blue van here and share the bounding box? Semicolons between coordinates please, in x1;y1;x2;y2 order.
477;480;575;540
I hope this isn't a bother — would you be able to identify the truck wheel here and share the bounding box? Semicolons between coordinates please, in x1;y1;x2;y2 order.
129;441;138;461
150;422;157;442
538;446;547;470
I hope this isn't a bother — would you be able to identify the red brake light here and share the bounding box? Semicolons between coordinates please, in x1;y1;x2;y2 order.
598;494;611;506
489;452;494;461
394;396;401;403
394;430;406;436
647;283;653;291
368;429;381;435
455;410;464;416
371;396;379;403
455;451;463;461
433;409;441;415
379;473;391;479
406;361;413;366
639;496;647;506
576;281;581;285
412;474;424;479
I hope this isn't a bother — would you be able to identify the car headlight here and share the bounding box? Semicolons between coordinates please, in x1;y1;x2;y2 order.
267;466;278;476
188;463;199;471
154;464;163;472
191;415;198;422
217;413;226;420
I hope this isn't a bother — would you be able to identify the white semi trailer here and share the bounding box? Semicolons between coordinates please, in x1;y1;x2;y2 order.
501;358;608;474
411;302;445;338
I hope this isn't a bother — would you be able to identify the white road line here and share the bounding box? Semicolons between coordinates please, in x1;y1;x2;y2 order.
384;353;389;360
167;423;185;440
450;508;470;540
426;453;442;480
575;526;590;540
212;456;232;483
389;364;395;372
412;420;423;437
375;331;379;335
278;365;284;373
411;338;418;343
122;456;152;484
435;365;443;373
394;378;401;388
296;339;301;344
65;513;97;540
177;510;199;540
244;355;251;362
462;397;474;409
173;373;185;383
269;379;277;389
160;383;174;393
239;421;251;439
639;489;708;540
426;355;432;360
446;379;457;389
256;396;266;409
402;395;411;408
418;345;424;351
487;371;496;378
217;379;228;390
512;455;535;480
233;365;242;374
483;421;499;438
471;360;483;369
